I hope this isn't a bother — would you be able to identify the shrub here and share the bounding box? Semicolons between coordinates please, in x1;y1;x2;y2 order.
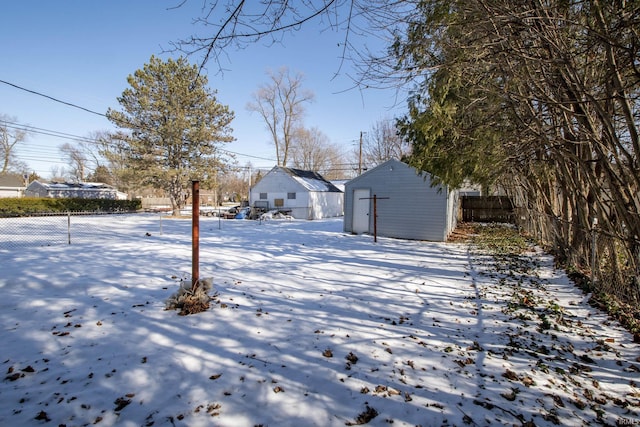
0;198;141;216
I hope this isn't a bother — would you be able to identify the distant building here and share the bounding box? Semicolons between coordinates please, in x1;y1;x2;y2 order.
25;181;127;200
250;166;344;220
0;173;27;198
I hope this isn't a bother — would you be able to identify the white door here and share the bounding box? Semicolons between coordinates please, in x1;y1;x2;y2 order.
352;189;370;234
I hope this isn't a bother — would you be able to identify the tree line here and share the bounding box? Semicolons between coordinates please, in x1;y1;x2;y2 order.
393;1;639;303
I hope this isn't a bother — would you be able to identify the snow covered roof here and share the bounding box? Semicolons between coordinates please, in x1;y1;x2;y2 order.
25;180;122;199
44;181;114;190
280;167;342;193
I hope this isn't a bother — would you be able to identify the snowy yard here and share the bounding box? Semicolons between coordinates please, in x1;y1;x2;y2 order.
0;215;638;426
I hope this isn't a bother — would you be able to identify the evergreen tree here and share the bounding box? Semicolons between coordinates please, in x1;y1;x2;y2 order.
106;56;235;213
395;0;640;299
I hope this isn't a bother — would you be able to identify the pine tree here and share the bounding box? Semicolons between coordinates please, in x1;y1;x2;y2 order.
106;56;235;213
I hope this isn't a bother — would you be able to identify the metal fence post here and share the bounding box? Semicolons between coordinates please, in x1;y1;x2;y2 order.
192;180;200;288
67;211;71;245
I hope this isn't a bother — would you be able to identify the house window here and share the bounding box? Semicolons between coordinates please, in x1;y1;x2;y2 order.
260;192;267;200
274;198;284;207
287;192;296;200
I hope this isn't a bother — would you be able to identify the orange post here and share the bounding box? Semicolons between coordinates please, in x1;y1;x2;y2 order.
192;180;200;287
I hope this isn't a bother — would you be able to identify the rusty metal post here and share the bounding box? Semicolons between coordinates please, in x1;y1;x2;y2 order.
373;194;378;243
192;180;200;288
358;194;389;243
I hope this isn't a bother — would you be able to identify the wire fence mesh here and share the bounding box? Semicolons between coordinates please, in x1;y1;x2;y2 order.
515;207;640;305
0;212;163;249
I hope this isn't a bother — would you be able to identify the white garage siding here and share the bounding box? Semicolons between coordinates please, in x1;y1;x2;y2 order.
344;159;458;242
250;166;343;220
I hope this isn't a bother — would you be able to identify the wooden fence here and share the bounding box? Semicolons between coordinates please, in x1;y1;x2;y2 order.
460;196;515;223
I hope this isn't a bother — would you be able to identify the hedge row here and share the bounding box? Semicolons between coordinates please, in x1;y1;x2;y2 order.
0;197;142;216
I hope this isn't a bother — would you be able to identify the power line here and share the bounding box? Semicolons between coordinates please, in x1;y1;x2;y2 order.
3;122;98;145
4;118;278;166
7;117;361;171
0;79;107;117
0;78;280;165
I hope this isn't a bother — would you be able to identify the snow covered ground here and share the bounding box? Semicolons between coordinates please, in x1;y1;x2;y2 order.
0;214;638;426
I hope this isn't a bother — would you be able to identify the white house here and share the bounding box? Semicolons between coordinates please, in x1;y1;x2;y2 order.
343;159;458;242
0;174;26;198
250;166;343;220
25;181;127;200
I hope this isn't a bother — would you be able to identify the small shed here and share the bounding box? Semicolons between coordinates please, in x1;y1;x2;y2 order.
343;159;458;241
25;181;127;200
250;166;343;220
0;173;26;198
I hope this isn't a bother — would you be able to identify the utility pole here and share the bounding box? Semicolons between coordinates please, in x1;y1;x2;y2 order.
358;131;363;175
248;166;252;205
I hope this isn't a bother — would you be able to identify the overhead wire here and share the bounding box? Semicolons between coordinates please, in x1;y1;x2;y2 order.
0;78;280;167
1;79;364;175
0;79;107;117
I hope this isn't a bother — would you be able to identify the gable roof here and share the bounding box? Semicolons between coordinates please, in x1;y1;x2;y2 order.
346;159;448;189
0;173;26;188
346;159;413;186
279;167;342;192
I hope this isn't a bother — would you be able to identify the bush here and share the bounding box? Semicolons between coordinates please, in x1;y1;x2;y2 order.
0;197;142;216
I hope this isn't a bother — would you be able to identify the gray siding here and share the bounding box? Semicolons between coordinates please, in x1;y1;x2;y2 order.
344;159;455;241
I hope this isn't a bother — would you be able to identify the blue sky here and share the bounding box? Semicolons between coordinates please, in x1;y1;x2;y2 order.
1;1;406;177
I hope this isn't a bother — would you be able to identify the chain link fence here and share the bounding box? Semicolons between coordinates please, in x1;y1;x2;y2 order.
515;207;640;305
590;228;640;303
0;212;160;249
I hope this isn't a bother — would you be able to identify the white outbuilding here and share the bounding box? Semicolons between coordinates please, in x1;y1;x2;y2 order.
0;174;26;198
250;166;343;220
343;159;458;241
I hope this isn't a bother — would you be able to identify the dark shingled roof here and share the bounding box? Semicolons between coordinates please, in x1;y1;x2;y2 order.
280;167;342;192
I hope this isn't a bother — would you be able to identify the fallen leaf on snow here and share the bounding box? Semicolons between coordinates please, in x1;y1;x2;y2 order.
114;397;132;411
34;411;51;422
502;369;519;381
346;405;378;426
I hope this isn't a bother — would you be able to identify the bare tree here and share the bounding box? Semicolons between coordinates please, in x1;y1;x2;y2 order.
290;126;344;179
172;2;344;73
247;67;314;167
48;165;67;182
170;1;413;91
59;142;88;182
96;130;138;193
362;117;409;168
219;166;251;203
0;114;30;173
